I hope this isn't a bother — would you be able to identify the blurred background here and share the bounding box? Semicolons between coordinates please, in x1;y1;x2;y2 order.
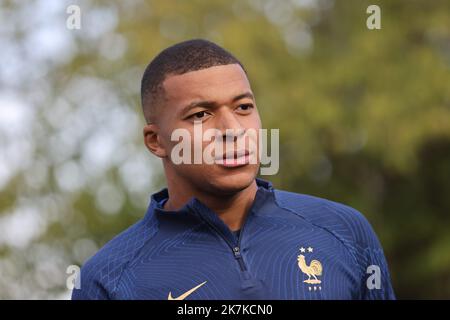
0;0;449;299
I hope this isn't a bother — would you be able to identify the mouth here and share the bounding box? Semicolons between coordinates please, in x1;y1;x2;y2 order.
215;149;251;167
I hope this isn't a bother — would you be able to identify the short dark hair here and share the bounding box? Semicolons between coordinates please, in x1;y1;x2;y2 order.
140;39;246;123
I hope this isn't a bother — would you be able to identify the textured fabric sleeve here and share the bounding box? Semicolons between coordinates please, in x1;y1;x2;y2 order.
330;202;396;300
71;216;158;300
71;257;110;300
357;223;396;300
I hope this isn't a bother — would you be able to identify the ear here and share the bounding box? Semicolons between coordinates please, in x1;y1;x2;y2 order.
143;124;167;158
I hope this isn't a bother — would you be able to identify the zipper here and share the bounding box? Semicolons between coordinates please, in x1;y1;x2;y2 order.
233;246;247;271
199;214;250;272
233;217;249;270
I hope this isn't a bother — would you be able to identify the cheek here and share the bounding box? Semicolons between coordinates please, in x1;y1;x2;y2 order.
160;123;192;150
242;111;262;130
253;112;262;129
158;129;173;150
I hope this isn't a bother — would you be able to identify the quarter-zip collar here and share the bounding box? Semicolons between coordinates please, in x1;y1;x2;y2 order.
148;178;274;292
148;178;274;254
149;178;274;224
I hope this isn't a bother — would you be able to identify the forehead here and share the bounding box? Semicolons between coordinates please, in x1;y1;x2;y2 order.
162;64;251;105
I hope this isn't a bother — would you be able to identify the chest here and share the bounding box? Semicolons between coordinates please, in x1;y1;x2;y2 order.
114;225;361;299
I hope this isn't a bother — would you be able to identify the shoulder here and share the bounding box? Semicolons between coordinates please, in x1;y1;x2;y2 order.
72;216;158;300
273;189;382;250
273;189;395;299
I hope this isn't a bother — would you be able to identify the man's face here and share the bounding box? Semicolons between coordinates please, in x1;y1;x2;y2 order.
153;64;261;195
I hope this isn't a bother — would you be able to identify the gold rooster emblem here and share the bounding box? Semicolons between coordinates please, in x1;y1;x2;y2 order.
297;254;323;284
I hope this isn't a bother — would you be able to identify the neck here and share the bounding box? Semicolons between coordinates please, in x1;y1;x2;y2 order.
163;176;258;232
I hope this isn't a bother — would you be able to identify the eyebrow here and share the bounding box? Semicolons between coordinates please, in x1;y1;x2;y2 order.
179;91;254;117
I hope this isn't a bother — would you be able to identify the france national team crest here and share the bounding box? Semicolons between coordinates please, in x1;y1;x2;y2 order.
297;246;323;291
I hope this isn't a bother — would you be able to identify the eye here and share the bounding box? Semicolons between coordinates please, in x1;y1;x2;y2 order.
188;110;211;120
194;111;206;118
236;103;254;112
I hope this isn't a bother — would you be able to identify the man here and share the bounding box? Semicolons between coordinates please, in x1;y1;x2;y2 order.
72;39;395;300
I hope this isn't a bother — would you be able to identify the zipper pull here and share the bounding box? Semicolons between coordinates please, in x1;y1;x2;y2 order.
233;246;241;258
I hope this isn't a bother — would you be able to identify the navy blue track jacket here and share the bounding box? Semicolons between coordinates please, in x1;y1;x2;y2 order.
72;179;395;300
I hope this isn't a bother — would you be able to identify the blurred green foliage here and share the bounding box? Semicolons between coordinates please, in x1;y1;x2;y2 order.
0;0;449;299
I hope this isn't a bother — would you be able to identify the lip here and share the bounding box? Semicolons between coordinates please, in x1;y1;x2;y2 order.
215;150;251;167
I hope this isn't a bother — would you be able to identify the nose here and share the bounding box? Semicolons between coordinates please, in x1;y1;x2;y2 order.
216;108;245;142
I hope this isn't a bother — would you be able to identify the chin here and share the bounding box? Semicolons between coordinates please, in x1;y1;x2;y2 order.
172;162;259;196
204;164;259;195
